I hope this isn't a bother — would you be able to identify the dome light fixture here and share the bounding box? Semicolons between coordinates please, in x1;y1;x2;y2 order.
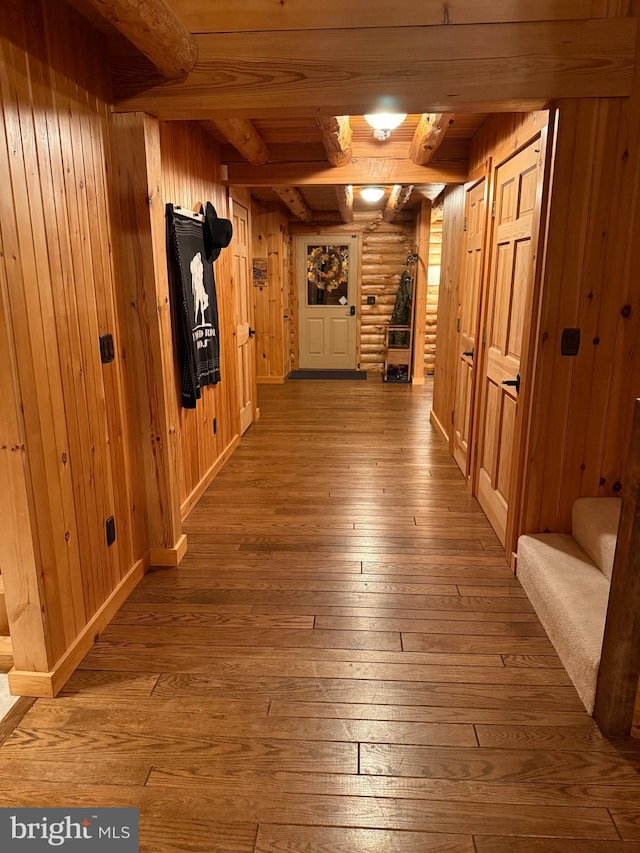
360;186;386;203
364;112;407;141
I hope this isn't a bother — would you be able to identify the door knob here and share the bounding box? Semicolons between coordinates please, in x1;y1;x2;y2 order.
502;373;521;394
463;350;474;358
349;306;356;316
248;327;256;338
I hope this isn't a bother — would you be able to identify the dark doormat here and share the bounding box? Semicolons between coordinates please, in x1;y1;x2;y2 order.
288;370;368;380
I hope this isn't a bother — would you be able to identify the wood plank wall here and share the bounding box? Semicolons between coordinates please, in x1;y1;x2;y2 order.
159;123;241;515
521;97;640;533
425;214;443;374
251;202;291;382
0;0;147;693
431;187;466;444
290;213;415;372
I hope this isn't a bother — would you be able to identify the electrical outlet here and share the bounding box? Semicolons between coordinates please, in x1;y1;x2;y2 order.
105;516;116;547
367;296;376;305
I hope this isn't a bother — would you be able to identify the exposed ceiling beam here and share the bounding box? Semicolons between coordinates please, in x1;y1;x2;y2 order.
383;185;414;223
77;0;197;79
336;185;354;223
112;19;635;117
315;117;353;167
171;1;605;33
410;114;456;166
273;187;313;221
203;119;270;165
226;158;467;186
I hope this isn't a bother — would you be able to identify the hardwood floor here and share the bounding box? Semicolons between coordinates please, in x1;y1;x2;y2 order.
3;379;640;852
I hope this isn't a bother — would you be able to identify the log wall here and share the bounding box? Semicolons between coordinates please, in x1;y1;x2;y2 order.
252;202;291;382
290;213;415;372
425;215;443;374
0;1;147;695
159;122;240;513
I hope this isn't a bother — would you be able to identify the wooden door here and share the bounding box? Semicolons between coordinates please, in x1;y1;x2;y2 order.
453;174;488;476
297;236;357;370
232;198;256;434
477;139;545;545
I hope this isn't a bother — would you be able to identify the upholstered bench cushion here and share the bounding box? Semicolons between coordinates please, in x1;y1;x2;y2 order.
517;533;610;714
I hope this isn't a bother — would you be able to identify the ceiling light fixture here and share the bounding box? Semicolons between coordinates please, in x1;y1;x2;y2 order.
364;113;407;141
360;186;385;203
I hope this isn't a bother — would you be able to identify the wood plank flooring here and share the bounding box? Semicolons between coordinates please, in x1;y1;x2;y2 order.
3;379;640;852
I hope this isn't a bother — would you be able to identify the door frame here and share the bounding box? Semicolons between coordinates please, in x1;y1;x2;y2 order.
453;160;492;483
229;188;258;433
470;115;556;563
295;234;360;370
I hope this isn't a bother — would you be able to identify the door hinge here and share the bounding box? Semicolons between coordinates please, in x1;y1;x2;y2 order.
456;317;461;333
491;200;496;219
451;409;455;424
482;327;487;344
474;439;479;458
463;217;468;232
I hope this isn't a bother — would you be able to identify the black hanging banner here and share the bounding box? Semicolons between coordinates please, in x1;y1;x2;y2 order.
166;204;226;409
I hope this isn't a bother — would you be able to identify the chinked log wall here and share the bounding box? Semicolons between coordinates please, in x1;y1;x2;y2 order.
0;0;241;696
290;213;415;372
425;215;443;374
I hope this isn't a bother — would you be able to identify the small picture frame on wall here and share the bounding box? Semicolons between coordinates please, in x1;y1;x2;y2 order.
253;258;268;287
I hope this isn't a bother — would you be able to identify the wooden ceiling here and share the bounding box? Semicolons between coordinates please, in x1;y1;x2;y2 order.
71;0;638;221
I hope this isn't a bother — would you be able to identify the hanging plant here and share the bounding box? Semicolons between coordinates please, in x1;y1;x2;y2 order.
307;245;348;291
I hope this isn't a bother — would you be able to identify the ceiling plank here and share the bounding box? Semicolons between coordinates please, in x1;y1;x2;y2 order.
226;159;467;186
167;0;606;33
383;185;415;223
77;0;196;78
315;117;353;167
273;187;313;221
203;119;269;165
336;185;354;223
113;19;636;117
410;114;456;165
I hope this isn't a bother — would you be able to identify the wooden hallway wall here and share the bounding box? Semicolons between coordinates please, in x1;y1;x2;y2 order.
159;122;241;517
0;0;147;696
251;202;291;383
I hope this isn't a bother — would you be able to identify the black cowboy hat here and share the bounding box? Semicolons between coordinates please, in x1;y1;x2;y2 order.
204;201;233;262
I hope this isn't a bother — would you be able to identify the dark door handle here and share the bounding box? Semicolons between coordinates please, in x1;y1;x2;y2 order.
349;306;356;316
248;327;256;338
502;373;521;394
463;350;474;358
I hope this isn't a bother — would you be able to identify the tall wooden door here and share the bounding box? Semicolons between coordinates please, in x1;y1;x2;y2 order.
453;173;488;476
232;198;256;434
297;236;357;370
477;138;546;545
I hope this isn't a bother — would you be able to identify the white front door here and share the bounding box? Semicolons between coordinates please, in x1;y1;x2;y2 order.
297;236;358;370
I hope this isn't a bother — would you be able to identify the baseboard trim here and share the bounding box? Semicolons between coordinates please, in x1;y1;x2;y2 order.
256;376;286;384
180;434;240;521
411;376;426;386
429;409;450;445
8;555;148;698
150;533;188;567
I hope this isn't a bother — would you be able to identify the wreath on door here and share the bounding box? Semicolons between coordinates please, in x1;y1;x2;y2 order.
307;245;349;291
